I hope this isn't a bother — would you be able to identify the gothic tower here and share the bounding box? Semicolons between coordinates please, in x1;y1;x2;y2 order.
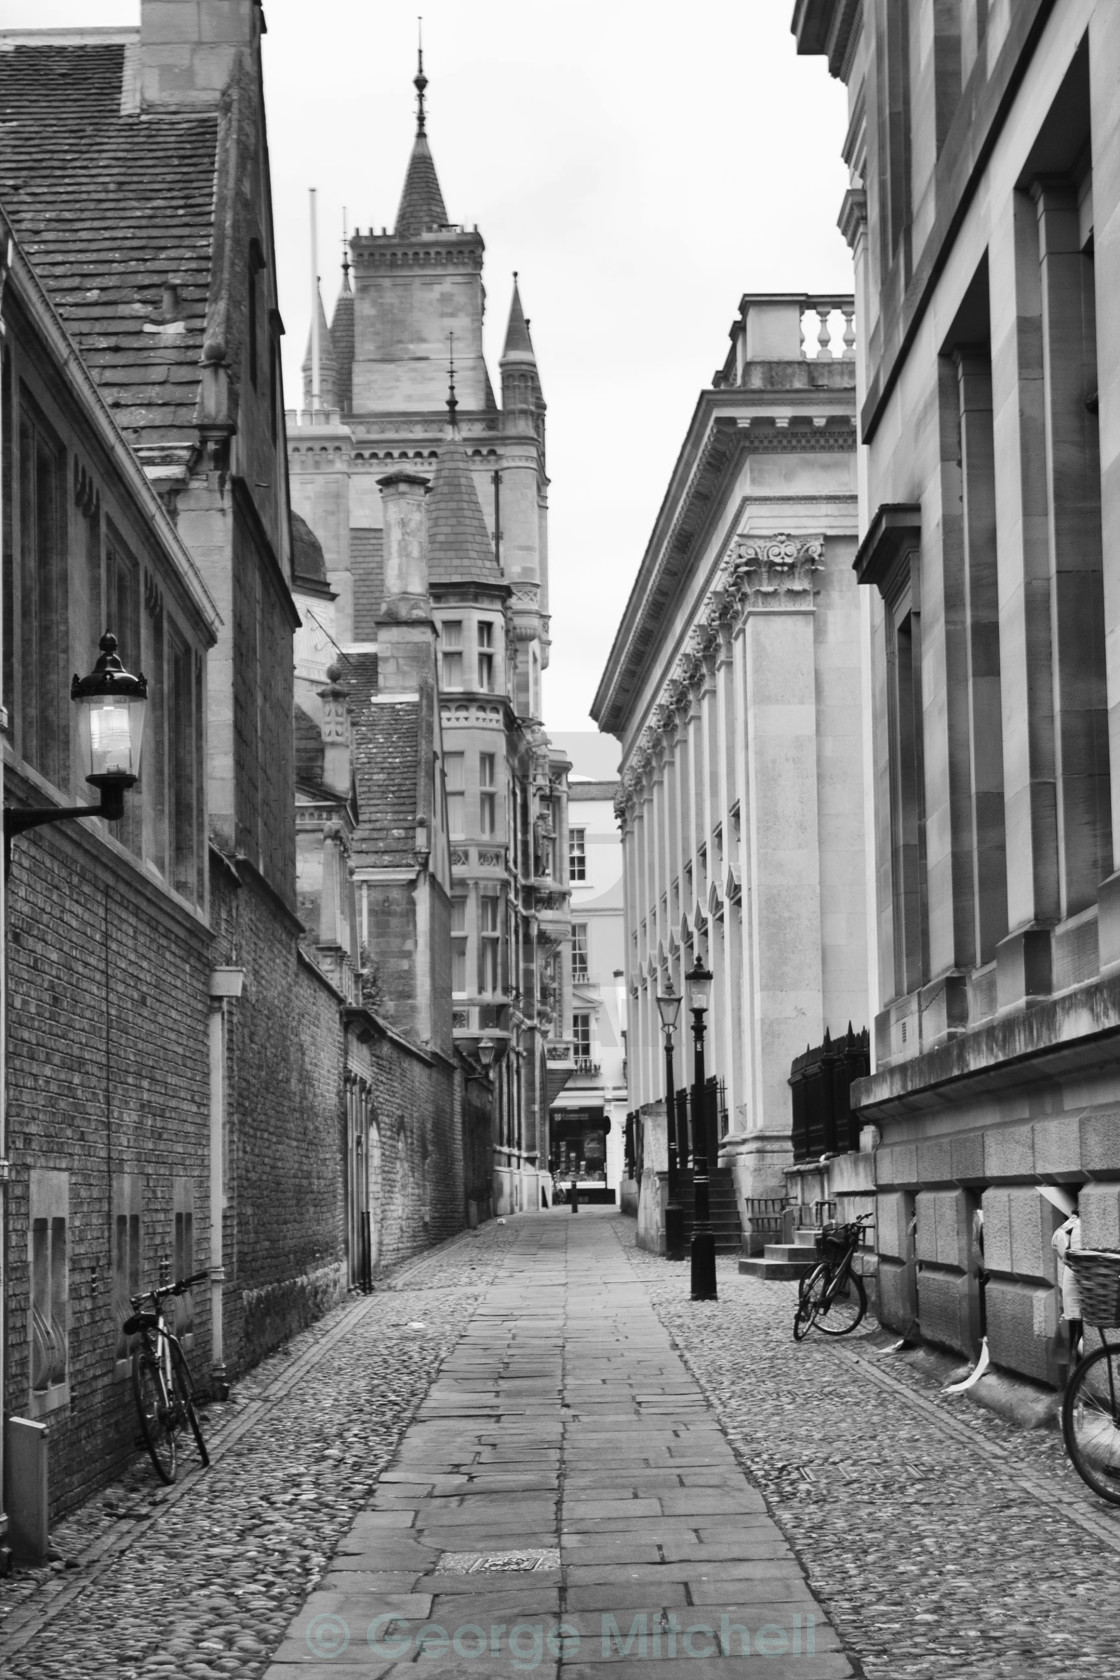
286;51;571;1222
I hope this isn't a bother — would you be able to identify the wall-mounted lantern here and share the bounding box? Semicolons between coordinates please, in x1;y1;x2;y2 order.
4;632;148;871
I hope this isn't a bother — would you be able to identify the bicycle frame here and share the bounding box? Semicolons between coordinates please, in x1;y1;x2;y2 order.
126;1271;210;1483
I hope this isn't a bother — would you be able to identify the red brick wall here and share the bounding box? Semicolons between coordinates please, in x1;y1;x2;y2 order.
369;1033;462;1269
4;820;212;1517
209;860;348;1374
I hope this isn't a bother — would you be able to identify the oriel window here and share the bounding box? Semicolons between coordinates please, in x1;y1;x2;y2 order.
478;620;495;691
479;752;497;836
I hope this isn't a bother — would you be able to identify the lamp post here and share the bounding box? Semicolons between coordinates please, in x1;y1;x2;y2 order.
686;959;716;1301
4;632;148;872
657;989;683;1261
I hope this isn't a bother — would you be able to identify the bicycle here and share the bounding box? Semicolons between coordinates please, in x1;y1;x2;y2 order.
793;1212;874;1341
1061;1248;1120;1505
124;1270;211;1484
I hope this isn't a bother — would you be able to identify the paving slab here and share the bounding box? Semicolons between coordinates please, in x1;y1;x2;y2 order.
241;1214;850;1677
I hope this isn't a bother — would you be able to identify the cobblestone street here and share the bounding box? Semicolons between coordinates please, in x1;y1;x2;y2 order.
2;1211;1119;1679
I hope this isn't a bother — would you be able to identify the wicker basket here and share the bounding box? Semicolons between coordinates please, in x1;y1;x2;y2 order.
1065;1249;1120;1328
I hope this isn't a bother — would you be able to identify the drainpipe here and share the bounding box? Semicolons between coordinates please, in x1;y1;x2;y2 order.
0;223;11;1560
208;967;243;1396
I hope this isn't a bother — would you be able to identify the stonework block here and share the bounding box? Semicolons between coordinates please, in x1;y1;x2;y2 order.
877;1256;918;1334
950;1130;986;1184
1080;1107;1120;1172
141;1;202;44
876;1191;913;1261
1032;1115;1083;1178
984;1122;1035;1181
199;0;255;43
878;1142;918;1188
915;1188;967;1266
1080;1184;1120;1250
1005;1188;1058;1284
982;1189;1011;1273
916;1135;954;1187
916;1266;975;1357
986;1280;1059;1386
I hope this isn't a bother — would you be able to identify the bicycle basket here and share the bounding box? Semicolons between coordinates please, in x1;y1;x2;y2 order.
122;1310;158;1336
816;1224;857;1263
1065;1250;1120;1329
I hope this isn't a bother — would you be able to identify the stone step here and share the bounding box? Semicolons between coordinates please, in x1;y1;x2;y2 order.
762;1242;822;1264
738;1253;818;1281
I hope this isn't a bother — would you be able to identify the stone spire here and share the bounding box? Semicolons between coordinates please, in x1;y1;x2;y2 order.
330;235;354;414
394;45;449;237
501;272;536;365
301;280;337;408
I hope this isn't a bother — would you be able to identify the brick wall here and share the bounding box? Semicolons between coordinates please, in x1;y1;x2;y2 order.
209;858;348;1374
369;1031;462;1270
351;527;384;640
4;821;212;1518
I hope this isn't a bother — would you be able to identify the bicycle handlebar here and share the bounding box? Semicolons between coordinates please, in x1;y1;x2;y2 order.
130;1271;209;1309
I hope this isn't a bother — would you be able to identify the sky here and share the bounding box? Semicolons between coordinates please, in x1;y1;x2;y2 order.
3;1;851;732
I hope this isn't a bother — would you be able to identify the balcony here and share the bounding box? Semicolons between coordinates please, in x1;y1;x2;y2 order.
572;1059;600;1078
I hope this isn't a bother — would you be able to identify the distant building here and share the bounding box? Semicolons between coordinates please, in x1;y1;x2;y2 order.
594;294;868;1253
287;57;571;1217
796;0;1120;1384
547;736;627;1203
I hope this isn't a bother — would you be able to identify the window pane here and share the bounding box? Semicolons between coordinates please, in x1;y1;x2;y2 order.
572;923;588;979
445;752;465;791
442;620;463;649
479;753;495;787
570;827;586;881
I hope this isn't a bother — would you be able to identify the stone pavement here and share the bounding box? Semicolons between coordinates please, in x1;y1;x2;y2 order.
4;1209;1120;1679
268;1211;847;1679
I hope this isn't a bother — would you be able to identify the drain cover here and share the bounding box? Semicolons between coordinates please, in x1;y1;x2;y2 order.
439;1547;560;1574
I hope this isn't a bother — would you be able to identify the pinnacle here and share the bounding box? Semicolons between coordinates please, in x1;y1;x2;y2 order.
501;274;535;363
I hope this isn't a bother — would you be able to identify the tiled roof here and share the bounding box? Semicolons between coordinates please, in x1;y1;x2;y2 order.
291;511;328;586
351;698;420;867
0;41;218;461
427;425;502;588
394;133;448;237
330;275;354;414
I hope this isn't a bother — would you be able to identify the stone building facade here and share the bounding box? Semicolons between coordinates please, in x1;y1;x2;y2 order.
594;294;868;1249
796;0;1120;1385
287;64;571;1217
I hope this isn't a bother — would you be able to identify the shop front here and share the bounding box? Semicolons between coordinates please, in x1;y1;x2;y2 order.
548;1107;615;1204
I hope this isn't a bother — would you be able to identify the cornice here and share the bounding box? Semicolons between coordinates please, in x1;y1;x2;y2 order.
593;393;855;734
615;532;825;815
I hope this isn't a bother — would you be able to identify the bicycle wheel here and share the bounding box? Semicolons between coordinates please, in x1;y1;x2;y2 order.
794;1263;829;1340
1063;1343;1120;1505
170;1341;210;1469
132;1348;177;1484
814;1267;867;1337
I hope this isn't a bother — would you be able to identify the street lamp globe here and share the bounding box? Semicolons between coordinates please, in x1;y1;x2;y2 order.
656;991;682;1034
685;960;712;1015
71;633;148;819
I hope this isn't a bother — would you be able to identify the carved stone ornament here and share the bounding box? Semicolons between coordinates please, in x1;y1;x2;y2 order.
730;533;823;610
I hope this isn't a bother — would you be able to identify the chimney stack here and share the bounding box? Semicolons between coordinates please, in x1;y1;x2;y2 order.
376;473;436;693
140;0;261;108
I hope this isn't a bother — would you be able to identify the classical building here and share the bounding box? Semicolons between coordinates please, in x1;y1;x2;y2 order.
795;0;1120;1385
287;59;572;1218
546;736;627;1204
593;293;868;1252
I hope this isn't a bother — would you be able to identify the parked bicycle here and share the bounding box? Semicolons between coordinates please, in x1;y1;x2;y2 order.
793;1212;874;1341
124;1270;211;1484
1061;1247;1120;1504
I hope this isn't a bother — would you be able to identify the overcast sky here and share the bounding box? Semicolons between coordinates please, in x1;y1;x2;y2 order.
4;1;851;735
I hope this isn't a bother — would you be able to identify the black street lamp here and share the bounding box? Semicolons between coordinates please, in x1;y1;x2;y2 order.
657;989;684;1261
4;633;148;873
687;959;717;1301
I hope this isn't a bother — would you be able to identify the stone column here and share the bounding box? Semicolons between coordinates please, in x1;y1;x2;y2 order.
990;190;1059;1009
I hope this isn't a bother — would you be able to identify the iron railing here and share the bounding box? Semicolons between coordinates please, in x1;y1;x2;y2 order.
789;1025;869;1163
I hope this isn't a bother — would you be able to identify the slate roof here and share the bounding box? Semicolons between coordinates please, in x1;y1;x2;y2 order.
291;511;328;587
427;424;504;588
351;698;420;867
394;132;449;237
0;40;219;461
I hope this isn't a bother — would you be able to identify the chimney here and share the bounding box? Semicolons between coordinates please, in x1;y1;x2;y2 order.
376;472;436;693
140;0;261;108
318;664;351;800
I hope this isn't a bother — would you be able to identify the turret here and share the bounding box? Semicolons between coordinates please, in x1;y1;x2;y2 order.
500;272;543;440
497;275;548;708
349;53;491;414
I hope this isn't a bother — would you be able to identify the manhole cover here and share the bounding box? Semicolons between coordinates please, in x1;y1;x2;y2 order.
439;1548;560;1574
